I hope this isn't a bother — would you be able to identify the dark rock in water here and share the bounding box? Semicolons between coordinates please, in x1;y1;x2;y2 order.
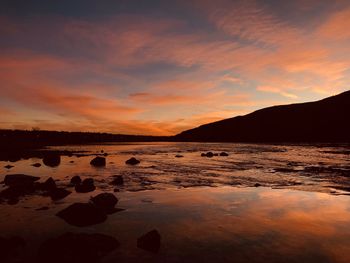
111;175;124;185
43;177;57;191
206;152;214;158
4;164;14;169
175;154;184;158
103;153;108;156
91;193;118;213
70;175;81;186
4;174;40;187
254;183;261;187
137;229;161;253
49;188;71;201
56;203;107;227
0;185;35;203
126;157;140;165
32;163;41;167
37;232;119;263
69;160;74;163
220;152;229;156
201;153;206;157
43;153;61;167
213;153;219;156
0;236;26;260
90;156;106;167
75;178;95;193
36;206;49;211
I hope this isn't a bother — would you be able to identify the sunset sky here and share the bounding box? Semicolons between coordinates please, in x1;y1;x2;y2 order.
0;0;349;135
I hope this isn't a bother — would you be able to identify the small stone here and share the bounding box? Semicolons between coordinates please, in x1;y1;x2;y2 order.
125;157;140;165
137;229;161;253
90;157;106;167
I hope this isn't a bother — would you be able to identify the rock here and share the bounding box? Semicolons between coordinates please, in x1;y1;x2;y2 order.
0;185;35;204
4;165;14;169
37;232;119;263
206;152;214;158
49;188;71;201
0;236;26;261
32;163;41;167
43;153;61;167
75;178;95;193
43;177;57;191
90;157;106;167
125;157;140;165
56;203;107;227
175;155;184;158
254;183;261;187
220;152;229;156
69;160;74;163
111;175;124;185
70;175;81;186
201;153;206;157
137;229;161;253
91;193;118;213
4;174;40;187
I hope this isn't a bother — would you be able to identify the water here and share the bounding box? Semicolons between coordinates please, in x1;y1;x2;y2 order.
1;142;350;262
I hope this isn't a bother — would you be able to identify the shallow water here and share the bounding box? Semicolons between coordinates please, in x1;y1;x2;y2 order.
1;142;350;262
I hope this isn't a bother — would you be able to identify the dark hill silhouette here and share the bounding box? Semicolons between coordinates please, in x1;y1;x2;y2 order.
175;90;350;143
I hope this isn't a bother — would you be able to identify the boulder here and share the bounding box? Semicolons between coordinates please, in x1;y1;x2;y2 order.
91;193;118;213
90;157;106;167
56;203;107;227
0;236;25;261
125;157;140;165
75;178;95;193
37;232;119;263
111;175;124;185
70;175;81;186
137;229;161;253
43;153;61;167
220;152;229;156
4;174;40;187
49;188;71;201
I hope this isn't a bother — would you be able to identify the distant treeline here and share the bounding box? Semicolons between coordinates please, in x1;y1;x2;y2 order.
0;129;171;150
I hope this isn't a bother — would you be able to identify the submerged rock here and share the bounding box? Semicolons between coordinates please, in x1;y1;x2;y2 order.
49;188;71;201
37;232;119;263
254;183;262;187
91;193;118;213
43;153;61;167
111;175;124;185
0;236;26;261
56;203;107;227
4;164;14;169
75;178;95;193
32;163;42;167
70;175;81;186
203;152;214;158
90;156;106;167
137;229;161;253
125;157;140;165
175;154;184;158
4;174;40;187
220;152;229;156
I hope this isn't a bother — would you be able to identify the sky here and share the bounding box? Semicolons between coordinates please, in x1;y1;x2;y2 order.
0;0;349;135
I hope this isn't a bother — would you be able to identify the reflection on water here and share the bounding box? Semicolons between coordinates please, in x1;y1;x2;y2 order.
1;142;350;262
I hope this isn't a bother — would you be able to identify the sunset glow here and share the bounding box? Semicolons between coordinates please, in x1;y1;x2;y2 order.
1;0;349;135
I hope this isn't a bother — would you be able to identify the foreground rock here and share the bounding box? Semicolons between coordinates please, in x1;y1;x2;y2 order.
70;175;82;186
125;157;140;165
91;193;118;213
75;178;96;193
4;174;40;187
90;156;106;167
137;229;161;253
37;232;119;263
0;236;25;261
111;175;124;185
201;152;214;158
43;153;61;167
56;203;107;227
